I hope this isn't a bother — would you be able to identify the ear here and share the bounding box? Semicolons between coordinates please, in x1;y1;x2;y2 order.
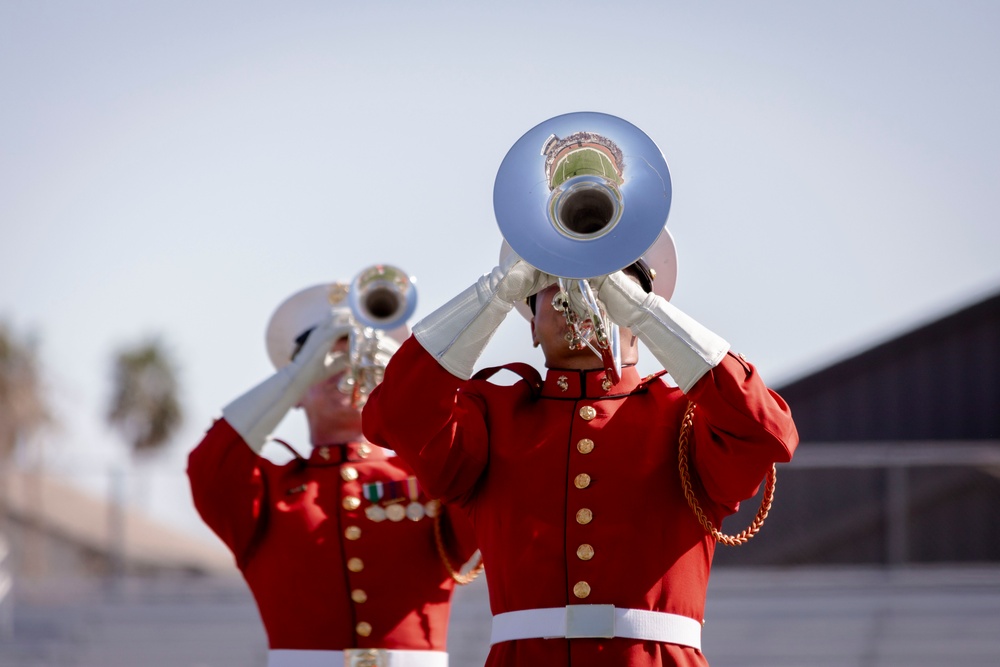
530;318;540;348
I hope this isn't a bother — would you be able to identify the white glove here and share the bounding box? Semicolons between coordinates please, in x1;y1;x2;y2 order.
222;312;353;453
596;271;730;393
413;251;554;379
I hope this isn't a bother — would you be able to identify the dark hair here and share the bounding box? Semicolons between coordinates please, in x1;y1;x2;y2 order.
527;258;655;315
289;327;316;361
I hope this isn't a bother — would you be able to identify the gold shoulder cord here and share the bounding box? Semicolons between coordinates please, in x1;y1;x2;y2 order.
678;401;777;546
433;511;484;585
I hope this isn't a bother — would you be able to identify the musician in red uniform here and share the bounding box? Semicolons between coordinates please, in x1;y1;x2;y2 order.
362;234;799;667
188;281;477;667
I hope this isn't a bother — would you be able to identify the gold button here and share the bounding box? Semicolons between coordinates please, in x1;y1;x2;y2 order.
577;438;594;454
573;581;592;598
357;444;371;459
342;496;361;511
577;544;595;560
347;557;364;572
579;406;597;421
574;473;591;489
318;446;331;460
351;589;368;604
576;508;593;524
345;525;362;540
355;621;372;637
341;466;359;481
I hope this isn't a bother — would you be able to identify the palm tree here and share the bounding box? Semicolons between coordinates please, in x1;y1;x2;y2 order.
0;321;50;468
106;338;183;459
104;337;182;580
0;322;51;582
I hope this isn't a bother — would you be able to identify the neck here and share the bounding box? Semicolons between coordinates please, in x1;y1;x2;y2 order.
544;356;608;371
540;326;640;371
543;343;639;371
305;415;365;446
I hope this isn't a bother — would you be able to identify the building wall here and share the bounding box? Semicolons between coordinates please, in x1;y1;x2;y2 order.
778;293;1000;442
713;292;1000;566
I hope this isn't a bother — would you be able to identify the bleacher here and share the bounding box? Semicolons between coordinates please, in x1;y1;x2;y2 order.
2;565;999;667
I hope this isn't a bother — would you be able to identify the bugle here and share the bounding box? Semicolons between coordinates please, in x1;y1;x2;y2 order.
339;264;417;407
494;112;676;381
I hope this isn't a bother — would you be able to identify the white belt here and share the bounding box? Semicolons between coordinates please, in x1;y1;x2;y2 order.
268;649;448;667
490;605;702;650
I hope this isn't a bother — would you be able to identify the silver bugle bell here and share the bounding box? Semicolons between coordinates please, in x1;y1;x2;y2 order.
339;264;417;407
348;264;418;332
494;112;674;382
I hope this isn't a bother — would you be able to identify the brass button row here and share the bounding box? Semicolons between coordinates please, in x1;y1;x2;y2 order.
341;462;361;510
347;502;369;622
345;446;370;630
573;425;595;598
574;505;595;586
348;527;372;629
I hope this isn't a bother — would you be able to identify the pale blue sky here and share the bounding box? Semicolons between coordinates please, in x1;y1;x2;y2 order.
2;1;999;540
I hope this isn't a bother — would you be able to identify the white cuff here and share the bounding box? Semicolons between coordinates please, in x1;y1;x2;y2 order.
599;273;729;393
413;283;511;380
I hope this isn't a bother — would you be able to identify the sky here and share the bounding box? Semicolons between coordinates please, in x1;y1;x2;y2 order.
2;1;999;545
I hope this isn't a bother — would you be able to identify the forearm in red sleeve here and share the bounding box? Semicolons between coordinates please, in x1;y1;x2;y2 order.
363;337;489;502
440;502;480;566
186;419;268;567
685;351;799;508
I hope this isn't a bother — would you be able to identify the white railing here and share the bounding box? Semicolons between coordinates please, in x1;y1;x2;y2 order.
0;532;12;638
787;441;1000;564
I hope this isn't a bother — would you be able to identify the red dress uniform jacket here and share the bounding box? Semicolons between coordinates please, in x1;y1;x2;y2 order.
362;338;798;667
187;418;475;651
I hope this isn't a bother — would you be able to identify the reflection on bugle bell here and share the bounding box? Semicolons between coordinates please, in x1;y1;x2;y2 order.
494;112;674;382
338;264;417;408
